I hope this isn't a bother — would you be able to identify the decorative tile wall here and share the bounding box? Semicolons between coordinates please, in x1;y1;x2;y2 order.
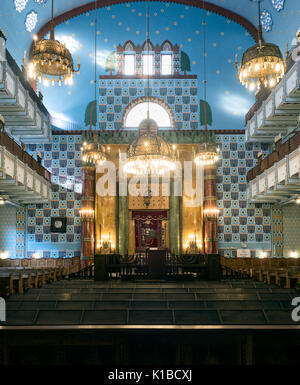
0;205;17;258
272;205;284;257
215;134;272;257
26;134;82;258
99;78;199;130
282;205;300;257
16;206;26;258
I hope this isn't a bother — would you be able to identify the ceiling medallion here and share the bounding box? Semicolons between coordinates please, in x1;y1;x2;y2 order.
26;0;80;87
236;0;284;92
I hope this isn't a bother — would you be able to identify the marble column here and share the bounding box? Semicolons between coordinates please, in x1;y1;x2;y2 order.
118;194;129;256
204;165;218;254
81;166;95;268
170;179;180;255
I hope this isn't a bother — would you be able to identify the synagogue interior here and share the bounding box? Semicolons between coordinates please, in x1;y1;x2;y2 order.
0;0;300;366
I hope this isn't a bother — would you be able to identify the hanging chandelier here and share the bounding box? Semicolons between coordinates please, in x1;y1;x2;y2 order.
27;0;80;87
236;0;284;92
124;1;175;177
194;0;220;167
81;134;107;166
194;141;220;166
81;1;107;168
124;118;175;176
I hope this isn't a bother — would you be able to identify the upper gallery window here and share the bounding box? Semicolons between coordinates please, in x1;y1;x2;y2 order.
124;54;135;75
161;54;172;75
143;54;154;75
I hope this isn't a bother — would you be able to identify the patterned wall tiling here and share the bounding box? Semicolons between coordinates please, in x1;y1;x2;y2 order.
272;205;284;257
99;78;199;130
16;206;26;258
26;134;82;258
282;205;300;257
215;134;272;256
0;205;17;258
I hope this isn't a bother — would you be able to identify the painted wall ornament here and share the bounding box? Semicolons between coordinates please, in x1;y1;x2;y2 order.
180;51;191;75
84;100;97;129
260;9;273;31
105;51;116;75
14;0;29;13
271;0;285;12
25;10;38;32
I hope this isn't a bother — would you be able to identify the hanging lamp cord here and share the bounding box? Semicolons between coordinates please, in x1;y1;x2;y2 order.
146;0;150;122
93;0;98;132
257;0;263;45
50;0;54;39
202;0;208;131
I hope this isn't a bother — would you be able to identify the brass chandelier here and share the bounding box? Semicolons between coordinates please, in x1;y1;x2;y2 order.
194;0;220;167
194;141;220;166
236;0;284;92
123;1;175;177
81;134;107;166
81;1;107;168
124;118;176;176
27;0;80;87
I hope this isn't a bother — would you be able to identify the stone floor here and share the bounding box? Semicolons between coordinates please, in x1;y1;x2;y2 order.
1;279;299;325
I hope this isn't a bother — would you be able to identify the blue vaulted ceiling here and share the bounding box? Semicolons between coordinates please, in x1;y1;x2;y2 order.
0;0;299;130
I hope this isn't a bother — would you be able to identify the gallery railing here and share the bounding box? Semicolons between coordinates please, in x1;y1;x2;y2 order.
0;131;51;182
246;130;300;182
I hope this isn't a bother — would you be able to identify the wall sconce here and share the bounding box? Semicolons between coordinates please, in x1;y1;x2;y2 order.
291;251;298;259
79;208;95;221
258;250;267;258
0;251;9;259
204;208;219;221
32;252;41;259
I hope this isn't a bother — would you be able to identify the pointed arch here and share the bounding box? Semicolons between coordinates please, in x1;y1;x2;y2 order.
142;40;154;52
124;40;135;51
161;40;173;51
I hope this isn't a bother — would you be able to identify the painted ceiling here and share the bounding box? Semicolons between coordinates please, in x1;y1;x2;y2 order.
0;0;299;130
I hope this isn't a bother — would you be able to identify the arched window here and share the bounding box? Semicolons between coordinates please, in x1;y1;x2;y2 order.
124;102;172;129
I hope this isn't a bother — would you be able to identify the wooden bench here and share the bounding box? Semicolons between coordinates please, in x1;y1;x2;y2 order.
0;266;64;298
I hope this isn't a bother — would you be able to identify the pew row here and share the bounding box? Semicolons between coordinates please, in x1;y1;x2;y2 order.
0;267;64;298
0;256;80;274
221;256;300;289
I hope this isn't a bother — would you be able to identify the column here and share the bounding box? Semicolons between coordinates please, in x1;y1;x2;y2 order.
81;166;95;268
118;195;128;256
204;165;218;254
170;179;180;255
272;205;284;257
